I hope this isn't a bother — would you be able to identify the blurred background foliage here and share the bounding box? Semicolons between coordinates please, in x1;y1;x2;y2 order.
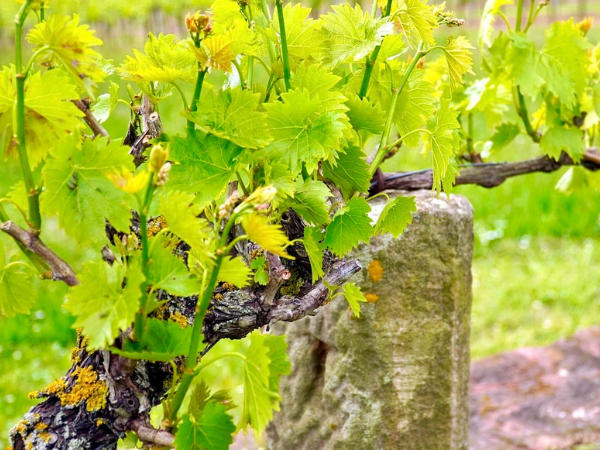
1;0;600;444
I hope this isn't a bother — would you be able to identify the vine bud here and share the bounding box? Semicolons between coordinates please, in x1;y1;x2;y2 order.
244;185;277;207
576;17;593;35
149;143;169;173
186;11;210;34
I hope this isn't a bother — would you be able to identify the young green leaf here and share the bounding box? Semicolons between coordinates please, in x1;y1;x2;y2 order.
265;89;345;174
324;197;373;257
238;331;289;433
241;214;291;258
292;63;348;114
442;36;474;90
159;190;209;250
92;81;120;124
425;100;461;193
27;13;107;87
272;4;324;62
168;131;243;204
346;95;385;134
323;146;371;198
374;196;416;238
65;258;144;349
111;318;193;361
119;33;196;84
175;403;235;450
393;0;438;48
0;67;84;168
147;234;201;296
0;248;36;318
322;4;394;67
183;88;271;149
479;0;513;48
250;256;269;285
218;256;252;288
342;282;367;317
286;180;332;226
190;35;234;73
303;226;325;283
41;135;134;246
393;71;436;148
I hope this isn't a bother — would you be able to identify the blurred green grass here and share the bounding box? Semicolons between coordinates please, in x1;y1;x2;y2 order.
1;4;600;444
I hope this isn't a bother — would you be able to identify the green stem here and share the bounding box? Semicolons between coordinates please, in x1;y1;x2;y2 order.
369;42;424;176
369;87;400;176
195;352;247;373
515;0;523;32
167;212;239;422
514;86;540;143
133;176;156;342
358;0;394;99
40;2;44;21
525;0;536;31
275;0;291;91
388;128;431;149
467;113;474;156
232;60;247;90
498;11;513;32
15;1;41;231
173;81;189;112
187;69;207;135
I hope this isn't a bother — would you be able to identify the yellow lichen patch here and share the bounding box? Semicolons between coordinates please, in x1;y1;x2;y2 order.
170;311;189;329
365;292;379;303
147;216;168;237
153;303;169;320
58;366;109;412
29;378;68;399
39;431;52;443
34;422;48;431
96;418;105;427
13;419;30;434
368;260;384;283
222;282;236;291
214;293;224;301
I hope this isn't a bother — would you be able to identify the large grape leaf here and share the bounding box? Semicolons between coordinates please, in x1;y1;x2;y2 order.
168;131;243;204
264;89;345;174
324;197;373;256
540;125;585;162
41;135;134;246
323;145;371;198
507;21;590;107
218;256;252;288
322;4;394;67
0;67;84;168
285;180;332;226
183;88;271;149
65;258;144;349
292;63;348;114
119;33;196;84
345;95;385;134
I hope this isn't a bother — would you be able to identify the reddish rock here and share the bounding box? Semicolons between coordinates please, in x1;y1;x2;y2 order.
470;327;600;449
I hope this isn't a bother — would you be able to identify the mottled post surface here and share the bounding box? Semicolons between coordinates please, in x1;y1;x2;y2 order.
267;190;474;450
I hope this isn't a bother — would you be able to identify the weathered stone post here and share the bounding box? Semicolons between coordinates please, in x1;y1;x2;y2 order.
267;190;473;450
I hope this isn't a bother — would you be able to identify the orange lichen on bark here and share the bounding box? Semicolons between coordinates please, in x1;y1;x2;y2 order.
29;366;108;412
170;311;189;329
147;216;168;237
368;260;383;283
365;292;379;303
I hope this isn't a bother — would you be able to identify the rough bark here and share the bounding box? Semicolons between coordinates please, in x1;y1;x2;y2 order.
9;211;360;450
370;149;600;194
